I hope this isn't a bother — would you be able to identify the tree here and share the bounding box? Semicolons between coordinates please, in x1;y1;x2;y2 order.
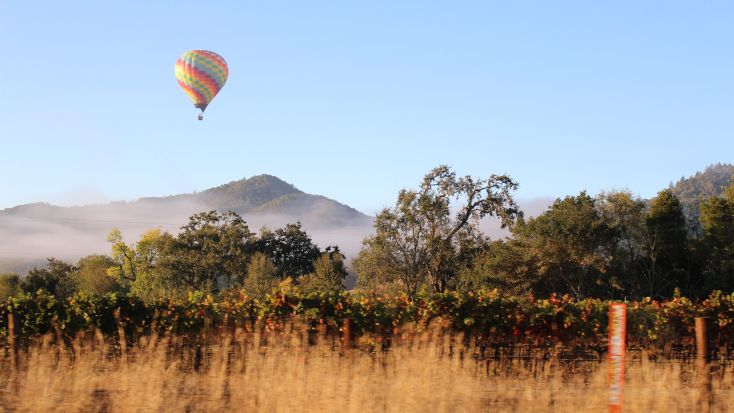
241;252;276;299
699;173;734;292
453;238;538;297
106;227;181;301
668;163;734;204
75;254;122;296
596;188;647;297
637;189;691;298
511;192;614;300
107;228;163;284
353;165;521;296
155;211;253;292
298;249;348;293
21;258;78;299
253;222;323;280
0;273;23;301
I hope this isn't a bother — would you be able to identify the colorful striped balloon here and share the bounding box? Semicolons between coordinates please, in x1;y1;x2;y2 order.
175;50;229;113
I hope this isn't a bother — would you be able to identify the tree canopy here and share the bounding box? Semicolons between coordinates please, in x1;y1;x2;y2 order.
155;211;253;291
4;165;734;302
252;222;323;280
353;165;521;296
668;163;734;204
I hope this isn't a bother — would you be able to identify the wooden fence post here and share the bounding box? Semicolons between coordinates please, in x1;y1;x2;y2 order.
149;310;160;347
194;316;211;372
113;309;127;359
234;318;245;346
317;323;328;350
51;315;65;350
696;317;712;412
468;328;477;359
8;314;20;373
253;319;263;352
376;326;385;353
294;316;308;349
342;318;354;353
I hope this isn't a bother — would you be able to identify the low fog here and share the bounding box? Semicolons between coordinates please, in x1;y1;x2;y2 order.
0;197;376;274
0;196;556;275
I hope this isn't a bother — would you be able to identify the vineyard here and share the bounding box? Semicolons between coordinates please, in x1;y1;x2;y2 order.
2;290;734;411
2;290;734;356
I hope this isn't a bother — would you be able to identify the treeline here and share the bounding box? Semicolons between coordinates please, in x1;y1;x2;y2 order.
0;216;346;303
353;165;734;300
668;162;734;204
355;165;734;300
1;164;733;302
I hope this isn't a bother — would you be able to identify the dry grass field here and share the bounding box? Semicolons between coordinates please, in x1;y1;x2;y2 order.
0;330;732;412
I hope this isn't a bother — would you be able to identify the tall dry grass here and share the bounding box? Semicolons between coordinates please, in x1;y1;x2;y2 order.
0;329;732;412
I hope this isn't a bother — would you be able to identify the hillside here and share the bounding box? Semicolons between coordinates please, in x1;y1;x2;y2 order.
0;175;374;268
1;175;372;229
668;163;733;204
170;174;304;213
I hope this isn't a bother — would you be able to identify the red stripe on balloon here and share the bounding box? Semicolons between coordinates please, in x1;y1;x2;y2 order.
190;67;222;97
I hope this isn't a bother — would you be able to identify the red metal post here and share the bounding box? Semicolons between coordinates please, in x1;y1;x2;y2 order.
696;317;712;412
608;303;626;413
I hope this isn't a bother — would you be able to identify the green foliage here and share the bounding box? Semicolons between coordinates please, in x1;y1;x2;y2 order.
21;258;78;300
103;213;344;302
443;186;732;301
241;252;277;299
194;174;302;213
155;211;253;292
106;227;181;302
0;273;23;301
298;250;348;293
453;239;537;297
509;192;615;300
187;174;371;227
699;173;734;292
353;167;734;300
637;189;695;298
74;254;123;296
354;165;521;296
252;222;322;280
106;227;162;284
4;289;734;348
595;188;647;297
669;163;734;204
1;290;59;337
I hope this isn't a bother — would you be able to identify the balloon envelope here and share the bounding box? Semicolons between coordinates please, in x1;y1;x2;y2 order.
175;50;229;112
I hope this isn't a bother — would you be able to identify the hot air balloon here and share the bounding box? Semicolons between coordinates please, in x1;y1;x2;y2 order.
175;50;229;120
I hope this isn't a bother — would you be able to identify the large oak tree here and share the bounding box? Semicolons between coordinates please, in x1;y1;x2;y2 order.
354;165;521;296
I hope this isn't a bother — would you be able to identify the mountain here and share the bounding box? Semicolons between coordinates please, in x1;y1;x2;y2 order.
2;175;372;228
188;174;304;213
0;175;374;267
668;163;734;204
191;175;371;227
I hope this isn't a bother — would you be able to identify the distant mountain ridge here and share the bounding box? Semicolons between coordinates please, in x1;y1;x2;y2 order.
0;175;374;274
1;174;373;229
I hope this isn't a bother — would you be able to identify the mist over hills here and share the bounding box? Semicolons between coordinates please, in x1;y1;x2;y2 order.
0;175;374;272
3;164;731;275
3;174;372;228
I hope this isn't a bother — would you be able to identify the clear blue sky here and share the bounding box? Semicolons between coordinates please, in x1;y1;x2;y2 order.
1;1;732;215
